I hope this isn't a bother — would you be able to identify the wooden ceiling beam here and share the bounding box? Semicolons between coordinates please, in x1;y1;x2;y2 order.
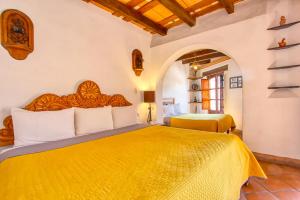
113;0;148;20
199;56;231;70
161;0;241;29
218;0;234;14
138;0;160;14
182;52;225;64
88;0;167;35
189;0;219;12
202;65;228;76
165;3;223;28
111;0;144;17
120;1;160;24
189;59;211;66
127;0;145;7
157;0;196;27
159;15;177;26
177;49;217;61
159;0;217;26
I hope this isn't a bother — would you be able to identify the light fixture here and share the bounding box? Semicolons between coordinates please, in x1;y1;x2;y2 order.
191;64;198;70
143;91;155;123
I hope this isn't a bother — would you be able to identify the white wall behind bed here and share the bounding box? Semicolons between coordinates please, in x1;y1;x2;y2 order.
162;62;189;113
0;0;152;123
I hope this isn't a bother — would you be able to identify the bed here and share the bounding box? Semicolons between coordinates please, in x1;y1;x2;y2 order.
169;113;236;133
162;98;236;133
0;125;265;200
0;81;265;200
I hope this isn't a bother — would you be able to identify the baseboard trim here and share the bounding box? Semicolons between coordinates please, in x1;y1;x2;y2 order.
253;152;300;168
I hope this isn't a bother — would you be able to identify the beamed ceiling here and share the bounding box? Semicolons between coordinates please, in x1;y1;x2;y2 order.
177;49;231;70
83;0;243;35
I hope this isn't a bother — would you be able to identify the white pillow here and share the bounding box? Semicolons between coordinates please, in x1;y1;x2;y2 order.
11;108;75;146
112;106;137;129
163;104;176;116
75;106;113;135
174;103;182;115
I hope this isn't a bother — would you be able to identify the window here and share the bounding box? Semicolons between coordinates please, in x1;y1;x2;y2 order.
208;73;224;114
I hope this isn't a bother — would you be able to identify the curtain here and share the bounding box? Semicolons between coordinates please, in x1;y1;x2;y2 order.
201;79;210;110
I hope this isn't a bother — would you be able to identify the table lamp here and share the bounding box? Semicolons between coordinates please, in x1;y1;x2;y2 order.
143;91;155;123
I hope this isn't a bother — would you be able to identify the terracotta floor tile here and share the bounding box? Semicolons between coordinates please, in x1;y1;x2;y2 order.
240;162;300;199
242;178;267;194
256;175;293;192
273;190;300;200
281;175;300;191
260;162;285;176
280;165;300;176
245;192;277;200
255;176;270;184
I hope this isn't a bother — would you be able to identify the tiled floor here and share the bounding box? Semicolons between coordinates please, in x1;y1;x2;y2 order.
240;162;300;200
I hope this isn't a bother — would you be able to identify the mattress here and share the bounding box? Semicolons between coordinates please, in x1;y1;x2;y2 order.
0;125;265;200
169;113;236;132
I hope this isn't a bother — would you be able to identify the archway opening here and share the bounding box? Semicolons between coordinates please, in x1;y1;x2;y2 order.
160;48;243;130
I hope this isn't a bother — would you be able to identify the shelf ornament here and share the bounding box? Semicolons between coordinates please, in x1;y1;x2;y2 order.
278;38;287;48
280;16;286;26
191;83;199;91
1;9;34;60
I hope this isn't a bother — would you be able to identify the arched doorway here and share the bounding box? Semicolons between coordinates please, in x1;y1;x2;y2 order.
157;48;243;130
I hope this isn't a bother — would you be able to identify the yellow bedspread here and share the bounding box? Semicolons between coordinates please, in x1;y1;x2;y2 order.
0;126;265;200
170;113;236;132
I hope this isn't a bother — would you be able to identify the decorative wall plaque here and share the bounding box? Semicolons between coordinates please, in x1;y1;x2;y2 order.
132;49;144;76
1;9;34;60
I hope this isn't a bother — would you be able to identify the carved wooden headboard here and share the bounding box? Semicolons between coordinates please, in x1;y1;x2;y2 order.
0;80;132;147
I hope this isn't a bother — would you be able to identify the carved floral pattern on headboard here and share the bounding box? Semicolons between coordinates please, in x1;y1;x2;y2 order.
0;80;132;146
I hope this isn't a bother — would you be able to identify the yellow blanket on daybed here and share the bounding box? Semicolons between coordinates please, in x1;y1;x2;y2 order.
170;113;236;132
0;126;265;200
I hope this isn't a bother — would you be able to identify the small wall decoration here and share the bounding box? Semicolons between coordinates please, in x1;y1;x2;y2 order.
230;76;243;89
278;38;287;47
1;9;34;60
132;49;144;76
280;16;286;26
193;96;197;102
191;83;199;91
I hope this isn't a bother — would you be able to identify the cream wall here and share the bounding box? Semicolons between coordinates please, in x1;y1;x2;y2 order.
223;61;243;130
149;0;300;159
0;0;152;123
162;62;189;113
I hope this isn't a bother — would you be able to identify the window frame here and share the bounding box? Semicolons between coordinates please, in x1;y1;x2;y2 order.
207;72;224;114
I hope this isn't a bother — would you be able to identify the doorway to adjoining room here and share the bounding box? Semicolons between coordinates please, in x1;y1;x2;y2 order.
161;49;243;130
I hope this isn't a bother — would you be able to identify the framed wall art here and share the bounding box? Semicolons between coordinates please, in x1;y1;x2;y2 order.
230;76;243;89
